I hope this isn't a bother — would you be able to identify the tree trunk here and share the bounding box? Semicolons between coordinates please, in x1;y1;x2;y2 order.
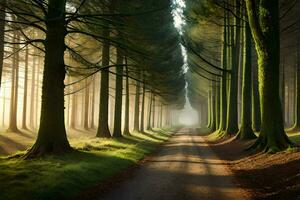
225;0;240;135
22;45;29;130
7;31;19;132
237;21;256;139
113;47;123;137
147;92;153;130
123;60;130;135
245;0;291;152
252;63;261;133
152;95;155;128
207;90;211;128
133;78;140;132
218;9;228;134
29;49;36;129
292;43;300;129
96;28;111;138
90;75;96;129
83;79;89;130
25;0;72;157
0;0;5;90
140;80;146;132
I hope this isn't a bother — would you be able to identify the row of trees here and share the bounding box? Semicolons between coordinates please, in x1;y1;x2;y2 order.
0;0;186;157
185;0;300;152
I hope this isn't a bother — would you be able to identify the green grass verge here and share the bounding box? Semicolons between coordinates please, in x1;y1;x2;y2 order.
0;128;175;200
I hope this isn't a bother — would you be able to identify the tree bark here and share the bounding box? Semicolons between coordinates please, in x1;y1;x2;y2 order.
140;79;146;132
25;0;72;157
7;31;19;132
237;21;256;139
147;92;153;130
218;9;228;134
225;0;240;135
245;0;291;152
22;45;29;130
113;47;123;137
133;77;140;132
123;59;130;135
96;28;111;138
83;79;89;130
292;43;300;130
0;0;5;90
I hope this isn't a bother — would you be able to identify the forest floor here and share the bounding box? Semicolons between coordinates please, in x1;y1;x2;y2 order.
0;128;174;200
206;130;300;200
0;128;299;200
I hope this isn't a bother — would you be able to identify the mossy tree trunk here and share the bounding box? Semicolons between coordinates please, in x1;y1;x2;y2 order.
25;0;72;157
96;28;111;138
113;47;123;137
252;57;261;132
245;0;291;152
237;21;256;140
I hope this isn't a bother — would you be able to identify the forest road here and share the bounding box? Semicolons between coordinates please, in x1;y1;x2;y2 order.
97;128;249;200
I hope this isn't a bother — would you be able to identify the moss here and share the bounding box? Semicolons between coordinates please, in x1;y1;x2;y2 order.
0;128;174;200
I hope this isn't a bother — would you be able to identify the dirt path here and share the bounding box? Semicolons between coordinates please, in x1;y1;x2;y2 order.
97;128;249;200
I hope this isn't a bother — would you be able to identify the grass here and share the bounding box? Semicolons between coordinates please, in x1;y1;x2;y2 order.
0;128;175;200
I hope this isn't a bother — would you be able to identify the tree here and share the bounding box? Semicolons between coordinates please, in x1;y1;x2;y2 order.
25;0;72;157
237;20;256;140
96;27;111;138
112;47;123;137
245;0;292;152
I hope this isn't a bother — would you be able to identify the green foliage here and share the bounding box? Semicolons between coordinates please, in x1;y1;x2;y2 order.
0;129;173;200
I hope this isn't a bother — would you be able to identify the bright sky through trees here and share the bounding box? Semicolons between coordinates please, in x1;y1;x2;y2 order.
172;0;198;126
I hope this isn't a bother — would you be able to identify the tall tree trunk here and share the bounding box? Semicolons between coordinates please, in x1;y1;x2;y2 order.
22;45;29;130
90;76;96;129
113;47;123;137
237;21;256;139
96;28;111;138
152;94;155;128
7;31;19;132
83;79;89;130
245;0;291;152
252;56;261;132
225;0;240;135
25;0;71;157
207;90;211;128
281;58;285;126
147;92;153;130
0;0;5;90
133;78;140;132
215;85;220;130
123;60;130;135
292;43;300;130
210;86;216;131
218;9;228;134
140;79;146;132
29;49;36;129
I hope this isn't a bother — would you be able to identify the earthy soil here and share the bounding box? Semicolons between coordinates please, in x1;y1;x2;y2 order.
205;135;300;200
